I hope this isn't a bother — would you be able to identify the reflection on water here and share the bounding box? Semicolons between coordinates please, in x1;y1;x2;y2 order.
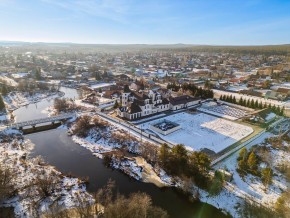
13;87;80;122
19;87;227;218
27;129;228;218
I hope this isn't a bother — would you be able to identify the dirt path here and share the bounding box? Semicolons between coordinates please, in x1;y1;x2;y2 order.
135;157;168;188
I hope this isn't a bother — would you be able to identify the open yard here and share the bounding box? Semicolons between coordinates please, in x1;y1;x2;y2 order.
139;112;254;153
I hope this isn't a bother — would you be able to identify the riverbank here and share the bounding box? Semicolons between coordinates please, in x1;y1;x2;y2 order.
0;129;94;217
4;90;64;111
63;115;173;188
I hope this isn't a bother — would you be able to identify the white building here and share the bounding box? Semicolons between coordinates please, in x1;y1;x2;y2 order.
117;86;200;120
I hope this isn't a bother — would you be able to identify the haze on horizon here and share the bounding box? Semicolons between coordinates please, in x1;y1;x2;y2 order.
0;0;290;45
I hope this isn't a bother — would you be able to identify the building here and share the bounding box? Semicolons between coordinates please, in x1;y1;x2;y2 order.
169;95;200;110
117;86;200;120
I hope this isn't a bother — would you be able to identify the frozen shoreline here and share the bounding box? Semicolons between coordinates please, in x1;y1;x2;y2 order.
0;129;94;218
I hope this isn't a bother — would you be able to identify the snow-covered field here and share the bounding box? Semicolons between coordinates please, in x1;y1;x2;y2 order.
139;112;254;153
198;104;248;120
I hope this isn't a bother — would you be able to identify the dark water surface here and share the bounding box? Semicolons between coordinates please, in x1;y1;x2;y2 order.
27;129;227;218
17;87;228;218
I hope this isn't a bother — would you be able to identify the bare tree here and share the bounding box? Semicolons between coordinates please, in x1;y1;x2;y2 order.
0;164;15;201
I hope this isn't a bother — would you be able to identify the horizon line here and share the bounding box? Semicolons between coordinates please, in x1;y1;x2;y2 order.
0;40;289;47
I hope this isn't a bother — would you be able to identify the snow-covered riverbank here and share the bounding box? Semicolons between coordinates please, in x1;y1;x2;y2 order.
4;91;64;111
54;107;289;218
0;129;94;218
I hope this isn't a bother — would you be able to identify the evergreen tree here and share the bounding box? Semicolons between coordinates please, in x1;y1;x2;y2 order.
229;95;233;103
247;99;251;107
263;102;267;109
261;167;272;187
254;100;259;109
250;99;255;108
238;97;243;105
272;105;277;114
158;144;171;169
247;151;258;172
233;96;237;104
258;101;263;109
219;95;223;100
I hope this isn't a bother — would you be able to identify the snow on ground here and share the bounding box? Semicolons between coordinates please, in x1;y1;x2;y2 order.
198;104;248;120
0;130;94;217
130;113;167;124
139;112;253;153
0;113;9;122
209;132;290;217
90;82;116;90
4;91;61;110
111;157;143;181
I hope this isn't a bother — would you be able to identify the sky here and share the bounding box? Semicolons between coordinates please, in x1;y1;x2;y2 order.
0;0;290;45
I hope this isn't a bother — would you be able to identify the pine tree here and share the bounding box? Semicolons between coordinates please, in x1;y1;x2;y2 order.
247;99;251;108
263;102;267;109
258;101;263;109
219;95;223;100
272;105;277;114
250;99;255;108
247;151;258;172
261;167;272;187
239;97;243;105
229;95;233;103
233;96;237;104
254;100;259;109
0;94;6;112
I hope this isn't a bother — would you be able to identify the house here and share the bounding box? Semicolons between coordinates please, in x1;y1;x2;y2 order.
129;80;145;91
117;88;170;120
117;86;200;120
169;95;200;110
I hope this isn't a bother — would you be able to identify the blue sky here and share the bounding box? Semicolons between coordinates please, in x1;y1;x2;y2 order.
0;0;290;45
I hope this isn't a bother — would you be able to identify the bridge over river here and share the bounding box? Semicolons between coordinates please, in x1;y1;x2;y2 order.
8;113;76;130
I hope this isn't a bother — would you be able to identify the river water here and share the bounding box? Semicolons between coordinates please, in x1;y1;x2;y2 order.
13;87;228;218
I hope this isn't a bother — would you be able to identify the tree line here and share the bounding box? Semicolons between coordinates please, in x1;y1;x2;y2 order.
220;94;284;116
158;144;223;194
167;82;214;98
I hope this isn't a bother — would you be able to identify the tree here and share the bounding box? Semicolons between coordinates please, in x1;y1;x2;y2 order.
0;165;15;201
54;98;69;112
261;167;272;187
73;115;92;137
250;99;255;108
171;144;188;175
0;94;6;112
1;85;8;96
190;151;211;175
247;151;258;173
158;144;171;169
35;68;42;80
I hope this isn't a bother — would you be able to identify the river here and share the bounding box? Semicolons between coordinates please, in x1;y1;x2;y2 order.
13;87;228;218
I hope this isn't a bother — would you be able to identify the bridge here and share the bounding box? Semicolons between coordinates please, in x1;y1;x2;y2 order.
8;113;76;130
